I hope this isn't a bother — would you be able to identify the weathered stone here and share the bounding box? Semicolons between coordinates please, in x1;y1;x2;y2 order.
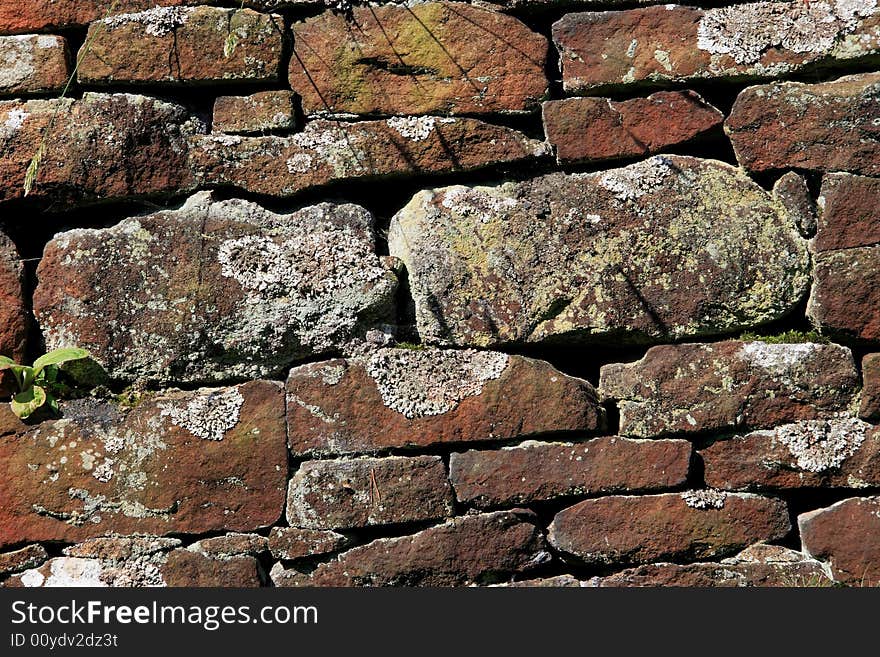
272;510;548;586
1;1;203;34
78;7;282;86
493;575;585;587
187;533;268;558
63;536;181;561
269;527;350;561
548;493;791;565
450;437;691;508
8;545;261;587
590;545;833;587
289;3;547;117
808;172;880;342
861;354;880;421
799;496;880;585
727;73;880;175
542;91;723;164
213;91;297;134
389;156;810;348
0;35;69;96
189;117;548;198
34;191;397;384
701;418;880;490
773;172;816;238
0;381;287;549
286;349;604;457
287;456;454;530
161;549;261;587
0;544;48;578
0;231;26;364
809;248;880;343
600;341;858;438
0;93;202;207
553;2;880;94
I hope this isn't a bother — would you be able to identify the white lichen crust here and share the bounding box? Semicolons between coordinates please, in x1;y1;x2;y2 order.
364;348;510;418
681;489;727;509
697;0;877;65
771;417;869;472
159;387;245;442
102;7;194;37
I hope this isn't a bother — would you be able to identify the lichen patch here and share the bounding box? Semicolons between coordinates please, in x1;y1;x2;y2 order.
159;387;244;442
598;156;674;201
102;7;193;37
774;417;869;472
697;0;877;65
681;489;727;509
364;348;510;418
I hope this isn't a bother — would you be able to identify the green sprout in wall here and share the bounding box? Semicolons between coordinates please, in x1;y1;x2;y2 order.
0;348;90;419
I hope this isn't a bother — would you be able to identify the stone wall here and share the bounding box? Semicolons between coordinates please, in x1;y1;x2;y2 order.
1;0;879;587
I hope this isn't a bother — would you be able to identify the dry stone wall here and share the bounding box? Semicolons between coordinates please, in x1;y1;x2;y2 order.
1;0;880;588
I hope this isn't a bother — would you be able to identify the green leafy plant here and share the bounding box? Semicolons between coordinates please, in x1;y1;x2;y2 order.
0;348;90;419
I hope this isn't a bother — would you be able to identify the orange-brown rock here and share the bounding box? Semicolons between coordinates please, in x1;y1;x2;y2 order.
78;7;283;86
727;73;880;175
553;3;880;94
799;496;880;586
289;2;547;116
549;492;791;565
0;381;287;549
286;349;604;457
449;437;691;508
213;91;297;134
599;341;858;438
0;35;69;96
542;91;722;164
0;231;26;365
189;117;548;197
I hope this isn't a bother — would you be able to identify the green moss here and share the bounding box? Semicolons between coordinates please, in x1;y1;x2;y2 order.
394;341;427;351
738;329;830;344
115;386;154;409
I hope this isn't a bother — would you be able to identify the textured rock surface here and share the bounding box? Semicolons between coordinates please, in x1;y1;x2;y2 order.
269;527;350;561
0;544;48;578
78;7;283;85
0;93;202;206
449;437;691;508
286;349;604;457
542;91;723;164
809;172;880;341
0;35;69;96
213;91;297;134
553;3;880;93
287;456;454;530
701;418;880;490
289;3;548;116
773;172;816;238
861;354;880;420
272;510;547;586
600;341;858;438
0;1;207;34
591;545;833;587
727;73;880;175
549;493;791;565
390;156;809;348
190;118;548;198
0;381;287;548
799;496;880;585
0;231;26;363
34;191;397;384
